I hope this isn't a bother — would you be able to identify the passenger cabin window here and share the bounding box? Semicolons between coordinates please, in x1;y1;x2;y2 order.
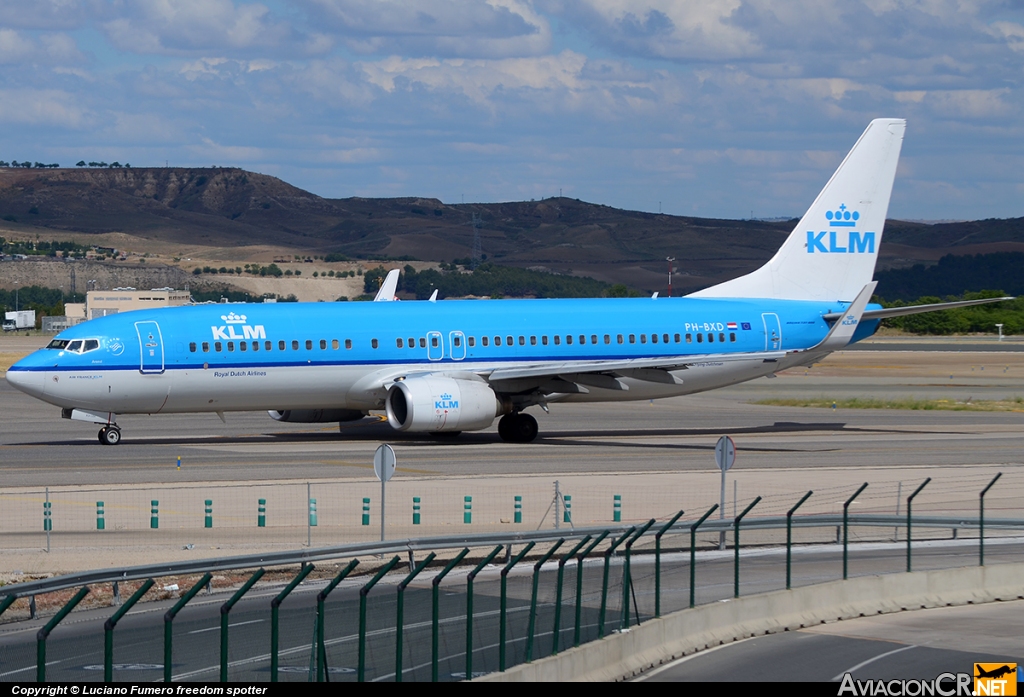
431;336;439;348
202;342;210;352
372;338;379;349
686;333;692;343
618;335;624;344
239;341;247;352
305;340;312;350
674;334;681;343
332;339;339;350
320;339;327;350
265;341;272;351
453;336;462;347
651;334;658;344
346;339;353;349
482;336;489;347
419;338;426;348
530;336;537;346
730;332;736;342
553;336;560;345
640;335;647;344
397;338;404;348
495;336;502;346
252;341;259;351
629;334;636;344
279;341;286;351
566;335;573;345
542;336;548;345
708;333;715;343
192;342;200;353
697;334;703;343
604;335;610;344
518;336;525;346
227;342;235;352
468;336;475;347
506;335;513;346
292;340;299;351
591;335;598;344
215;342;223;352
719;333;726;343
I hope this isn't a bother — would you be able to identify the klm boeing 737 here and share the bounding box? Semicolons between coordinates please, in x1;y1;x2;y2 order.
5;119;1011;445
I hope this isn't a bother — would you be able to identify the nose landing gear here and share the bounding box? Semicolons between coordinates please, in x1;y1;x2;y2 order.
497;412;539;443
98;426;122;445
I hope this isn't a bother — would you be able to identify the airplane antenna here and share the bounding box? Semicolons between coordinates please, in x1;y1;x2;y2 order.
471;213;483;270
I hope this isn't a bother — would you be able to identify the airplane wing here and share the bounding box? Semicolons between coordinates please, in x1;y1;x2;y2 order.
373;269;401;302
823;295;1014;322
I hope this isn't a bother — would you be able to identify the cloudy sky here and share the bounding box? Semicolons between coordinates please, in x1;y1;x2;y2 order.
0;0;1021;220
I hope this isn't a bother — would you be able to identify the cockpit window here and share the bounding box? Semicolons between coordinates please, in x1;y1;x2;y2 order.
47;339;69;350
83;339;99;352
66;340;83;353
52;338;101;354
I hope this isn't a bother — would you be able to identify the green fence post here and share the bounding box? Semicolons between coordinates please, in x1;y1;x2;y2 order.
574;531;608;647
622;519;656;629
786;491;813;590
499;542;536;671
164;572;212;683
563;495;572;524
552;536;590;656
204;499;212;528
690;504;719;608
0;594;17;621
43;500;51;532
733;497;761;598
258;499;266;527
362;498;370;526
525;539;564;662
464;496;472;524
413;496;421;525
613;494;621;522
396;552;435;682
514;495;522;524
270;564;314;682
104;579;154;682
308;498;318;527
466;545;503;681
358;556;400;682
980;473;1002;566
655;510;685;618
432;548;469;682
150;500;159;529
598;527;634;638
316;559;359;682
96;501;105;530
37;586;90;682
907;477;932;572
220;569;265;682
843;483;868;580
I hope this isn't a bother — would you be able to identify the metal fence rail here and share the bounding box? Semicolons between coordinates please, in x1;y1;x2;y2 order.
2;511;1022;683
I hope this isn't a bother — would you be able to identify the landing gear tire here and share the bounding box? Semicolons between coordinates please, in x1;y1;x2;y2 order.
99;426;122;446
498;413;538;443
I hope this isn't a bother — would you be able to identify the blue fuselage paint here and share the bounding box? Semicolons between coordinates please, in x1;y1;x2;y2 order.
6;297;880;414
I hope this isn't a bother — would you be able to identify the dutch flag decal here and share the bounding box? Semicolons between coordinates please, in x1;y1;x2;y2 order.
727;322;738;330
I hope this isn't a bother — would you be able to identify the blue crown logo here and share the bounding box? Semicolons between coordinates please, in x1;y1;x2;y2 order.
221;312;247;324
826;204;859;228
440;393;452;400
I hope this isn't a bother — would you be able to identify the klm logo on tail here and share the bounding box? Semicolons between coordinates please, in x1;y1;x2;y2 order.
807;205;875;254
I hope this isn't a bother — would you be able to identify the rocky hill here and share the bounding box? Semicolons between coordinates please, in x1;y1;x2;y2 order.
1;167;1022;294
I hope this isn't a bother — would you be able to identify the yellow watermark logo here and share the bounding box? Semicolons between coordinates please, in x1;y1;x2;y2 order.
974;664;1017;696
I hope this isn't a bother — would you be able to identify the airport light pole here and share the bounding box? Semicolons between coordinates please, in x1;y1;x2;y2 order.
666;257;675;297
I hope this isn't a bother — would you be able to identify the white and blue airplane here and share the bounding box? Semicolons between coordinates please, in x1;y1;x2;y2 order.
5;119;1010;445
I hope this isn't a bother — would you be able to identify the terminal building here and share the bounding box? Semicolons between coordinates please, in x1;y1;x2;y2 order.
84;287;191;320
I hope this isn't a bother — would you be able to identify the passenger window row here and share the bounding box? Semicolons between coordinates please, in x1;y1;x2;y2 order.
189;331;738;354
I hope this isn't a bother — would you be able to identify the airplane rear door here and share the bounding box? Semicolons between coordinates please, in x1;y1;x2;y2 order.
761;313;782;351
135;321;165;374
449;331;466;360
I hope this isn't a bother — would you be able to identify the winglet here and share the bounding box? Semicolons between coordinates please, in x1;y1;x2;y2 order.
811;281;877;351
373;269;401;302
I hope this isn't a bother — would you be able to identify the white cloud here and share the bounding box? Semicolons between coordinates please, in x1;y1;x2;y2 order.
0;0;96;30
101;0;306;55
300;0;552;57
0;88;91;128
0;29;84;65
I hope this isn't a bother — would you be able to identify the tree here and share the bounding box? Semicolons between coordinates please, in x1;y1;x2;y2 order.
76;161;86;167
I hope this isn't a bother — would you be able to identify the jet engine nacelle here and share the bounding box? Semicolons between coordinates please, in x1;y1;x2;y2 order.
385;376;505;432
269;409;366;423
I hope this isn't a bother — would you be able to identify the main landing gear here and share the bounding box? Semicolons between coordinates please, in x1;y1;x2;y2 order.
98;426;122;446
497;412;538;443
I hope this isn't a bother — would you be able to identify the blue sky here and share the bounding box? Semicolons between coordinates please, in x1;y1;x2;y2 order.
1;0;1021;220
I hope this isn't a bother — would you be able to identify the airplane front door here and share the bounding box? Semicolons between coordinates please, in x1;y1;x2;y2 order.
135;321;165;374
426;331;444;361
761;313;782;351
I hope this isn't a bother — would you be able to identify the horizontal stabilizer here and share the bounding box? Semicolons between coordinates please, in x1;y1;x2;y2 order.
811;282;876;351
823;296;1014;322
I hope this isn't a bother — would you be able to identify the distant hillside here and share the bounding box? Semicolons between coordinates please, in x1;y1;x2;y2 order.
1;167;1022;294
874;252;1024;301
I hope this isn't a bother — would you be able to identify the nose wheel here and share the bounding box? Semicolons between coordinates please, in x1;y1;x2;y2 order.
497;413;538;443
98;426;122;445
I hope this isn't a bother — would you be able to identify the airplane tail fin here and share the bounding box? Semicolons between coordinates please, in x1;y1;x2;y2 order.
689;118;906;302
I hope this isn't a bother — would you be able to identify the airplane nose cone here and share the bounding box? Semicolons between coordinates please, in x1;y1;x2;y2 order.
5;367;45;398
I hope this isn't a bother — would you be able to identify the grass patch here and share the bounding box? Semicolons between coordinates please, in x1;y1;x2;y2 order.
753;397;1024;412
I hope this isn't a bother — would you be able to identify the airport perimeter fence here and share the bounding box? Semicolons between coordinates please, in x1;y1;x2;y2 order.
1;472;1023;683
1;468;1021;560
